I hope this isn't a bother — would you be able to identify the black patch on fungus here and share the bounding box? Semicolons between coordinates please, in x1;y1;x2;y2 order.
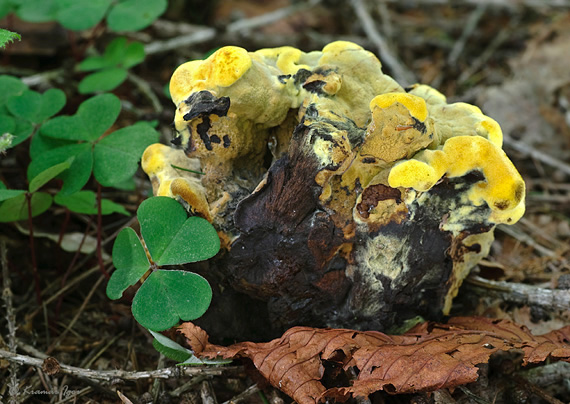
183;91;230;121
305;104;319;118
293;69;313;85
412;117;427;133
210;135;221;144
362;157;376;164
277;74;291;84
197;116;213;151
303;80;327;94
170;136;182;147
223;135;231;148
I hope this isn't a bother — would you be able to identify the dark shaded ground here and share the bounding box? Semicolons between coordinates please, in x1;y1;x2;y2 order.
1;1;569;403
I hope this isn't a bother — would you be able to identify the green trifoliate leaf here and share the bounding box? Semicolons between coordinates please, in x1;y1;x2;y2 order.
106;227;150;300
107;0;167;32
121;41;145;68
0;75;26;106
28;159;72;193
27;143;93;196
137;197;220;266
0;189;26;202
131;270;212;331
55;190;129;215
149;329;192;363
78;55;112;72
78;67;128;94
0;114;16;135
41;93;120;142
0;192;52;222
15;0;57;22
29;131;73;159
93;122;159;187
7;89;66;123
55;0;112;31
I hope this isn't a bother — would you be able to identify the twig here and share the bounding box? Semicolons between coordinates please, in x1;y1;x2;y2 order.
350;0;416;85
447;4;488;66
144;28;216;55
54;387;93;404
457;21;513;84
222;384;260;404
376;0;570;8
518;217;567;252
511;374;566;404
127;72;163;114
527;194;570;204
496;224;558;257
465;275;570;311
48;275;106;353
201;380;219;404
145;1;321;56
1;239;19;404
376;1;394;43
20;69;66;87
458;386;492;404
503;135;570;177
27;264;104;320
0;349;242;381
517;362;570;386
170;375;210;397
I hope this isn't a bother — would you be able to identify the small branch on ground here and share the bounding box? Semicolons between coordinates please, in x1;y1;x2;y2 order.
465;274;570;311
0;349;242;382
145;0;321;55
504;135;570;177
350;0;416;85
2;239;19;404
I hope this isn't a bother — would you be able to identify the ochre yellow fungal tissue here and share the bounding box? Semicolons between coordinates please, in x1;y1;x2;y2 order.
143;41;525;331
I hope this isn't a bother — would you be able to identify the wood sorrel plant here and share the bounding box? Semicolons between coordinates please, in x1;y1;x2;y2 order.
107;196;221;331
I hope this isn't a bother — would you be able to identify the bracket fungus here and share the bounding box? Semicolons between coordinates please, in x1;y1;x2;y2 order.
142;41;525;335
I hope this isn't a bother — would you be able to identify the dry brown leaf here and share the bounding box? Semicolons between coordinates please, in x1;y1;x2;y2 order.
178;317;570;404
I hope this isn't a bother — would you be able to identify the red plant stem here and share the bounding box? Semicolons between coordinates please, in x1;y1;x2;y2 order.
57;208;71;247
26;193;42;305
96;184;109;279
55;216;93;320
67;30;82;62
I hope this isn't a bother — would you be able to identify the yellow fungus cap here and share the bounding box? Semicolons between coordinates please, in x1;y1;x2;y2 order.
322;41;363;54
476;118;503;147
142;143;212;221
169;46;252;106
370;93;428;122
388;135;525;224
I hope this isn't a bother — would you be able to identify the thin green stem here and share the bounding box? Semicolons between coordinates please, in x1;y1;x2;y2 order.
170;164;205;175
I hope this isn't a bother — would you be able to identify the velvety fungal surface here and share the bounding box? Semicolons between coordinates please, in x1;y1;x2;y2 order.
142;41;525;335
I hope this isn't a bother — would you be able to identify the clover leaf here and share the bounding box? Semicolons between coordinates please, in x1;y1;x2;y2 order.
107;0;167;32
30;94;159;194
107;196;220;331
132;270;212;331
78;37;145;94
0;159;71;222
